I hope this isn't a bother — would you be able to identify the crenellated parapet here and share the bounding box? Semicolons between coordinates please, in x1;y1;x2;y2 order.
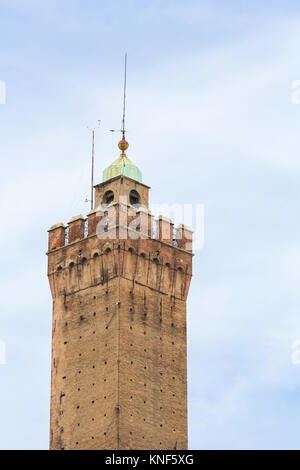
47;205;193;254
47;200;193;306
48;222;66;251
47;238;192;302
47;206;193;300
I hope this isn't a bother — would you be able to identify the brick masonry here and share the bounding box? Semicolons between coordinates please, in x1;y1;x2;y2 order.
47;175;193;450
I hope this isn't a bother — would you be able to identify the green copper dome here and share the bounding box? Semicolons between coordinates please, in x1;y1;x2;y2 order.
102;154;142;183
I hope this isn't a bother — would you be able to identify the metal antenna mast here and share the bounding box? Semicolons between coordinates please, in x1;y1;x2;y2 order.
110;53;128;139
86;121;101;211
122;52;127;139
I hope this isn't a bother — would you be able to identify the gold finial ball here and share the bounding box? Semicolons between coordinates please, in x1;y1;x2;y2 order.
118;138;129;152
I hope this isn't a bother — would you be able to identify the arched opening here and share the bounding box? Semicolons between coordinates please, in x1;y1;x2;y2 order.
137;252;147;280
103;190;114;205
129;190;140;206
163;262;172;290
175;266;185;297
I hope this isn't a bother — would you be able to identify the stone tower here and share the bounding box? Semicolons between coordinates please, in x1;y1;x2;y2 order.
47;136;193;450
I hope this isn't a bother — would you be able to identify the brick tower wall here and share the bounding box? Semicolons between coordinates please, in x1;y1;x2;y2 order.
47;204;192;450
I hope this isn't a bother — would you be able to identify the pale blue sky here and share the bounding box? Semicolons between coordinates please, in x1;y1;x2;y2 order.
1;0;300;449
